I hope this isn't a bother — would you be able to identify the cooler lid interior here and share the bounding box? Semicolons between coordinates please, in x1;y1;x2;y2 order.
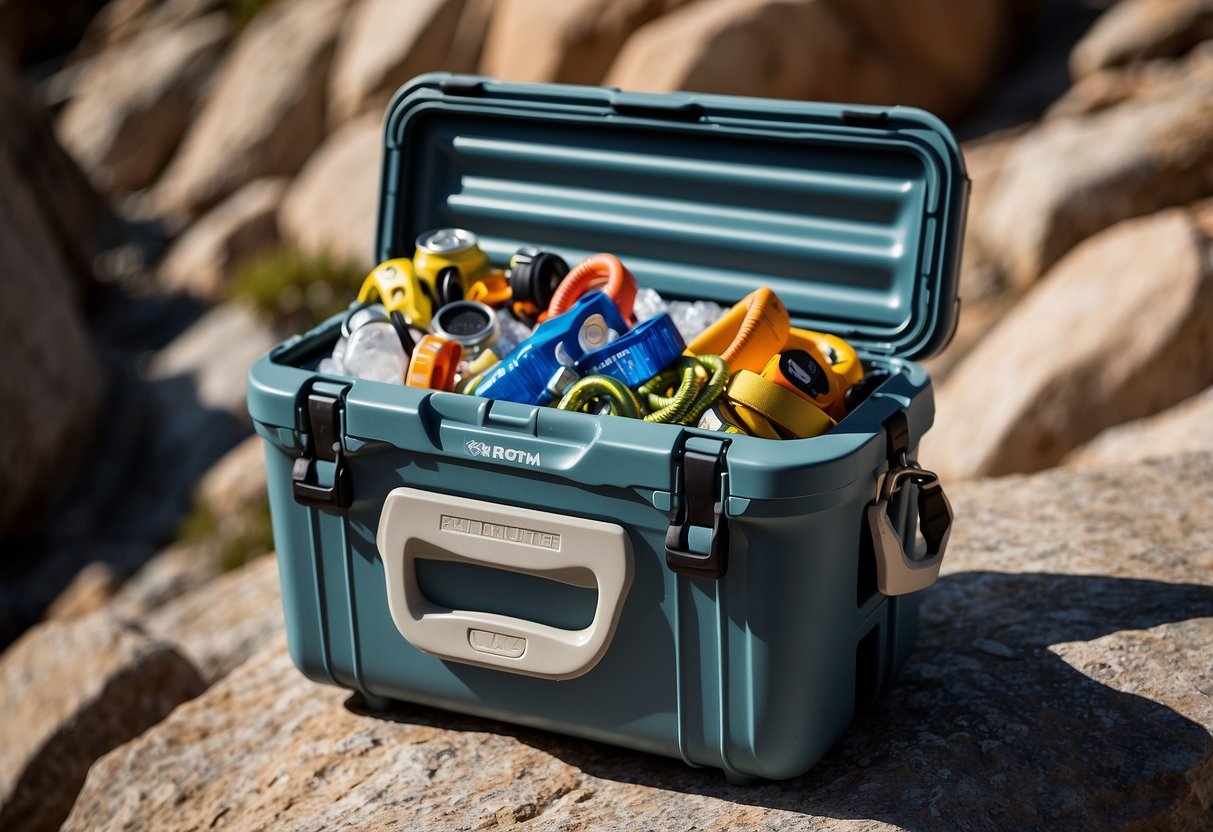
378;74;968;360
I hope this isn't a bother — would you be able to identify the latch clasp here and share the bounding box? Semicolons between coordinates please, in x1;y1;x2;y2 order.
665;440;730;580
292;391;352;510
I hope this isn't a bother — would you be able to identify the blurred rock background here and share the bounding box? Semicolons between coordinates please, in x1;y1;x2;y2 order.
1;1;1211;829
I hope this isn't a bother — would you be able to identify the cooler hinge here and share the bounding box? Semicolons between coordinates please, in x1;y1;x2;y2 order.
665;438;730;580
292;389;352;510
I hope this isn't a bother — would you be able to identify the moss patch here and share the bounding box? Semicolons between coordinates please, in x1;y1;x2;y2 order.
229;0;279;30
232;247;365;331
177;493;275;574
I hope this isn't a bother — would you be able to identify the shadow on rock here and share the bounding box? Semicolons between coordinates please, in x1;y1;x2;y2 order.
0;281;247;648
347;571;1213;831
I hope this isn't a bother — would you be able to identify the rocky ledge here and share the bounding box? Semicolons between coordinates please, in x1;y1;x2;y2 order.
25;451;1209;831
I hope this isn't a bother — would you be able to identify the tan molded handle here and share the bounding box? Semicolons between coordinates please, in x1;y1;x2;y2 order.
868;464;953;596
377;487;633;679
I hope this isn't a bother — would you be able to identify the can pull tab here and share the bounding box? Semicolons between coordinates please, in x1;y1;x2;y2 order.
867;453;952;595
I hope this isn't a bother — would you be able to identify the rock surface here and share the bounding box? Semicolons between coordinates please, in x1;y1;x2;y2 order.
158;177;286;302
975;61;1213;289
925;206;1213;482
0;65;105;536
109;543;222;620
195;434;268;519
71;0;226;61
1065;386;1213;468
604;0;1030;122
61;453;1213;830
147;301;278;418
279;112;381;269
481;0;690;87
56;13;228;194
153;0;348;218
42;563;121;622
142;554;280;683
0;612;204;832
328;0;470;125
1070;0;1213;79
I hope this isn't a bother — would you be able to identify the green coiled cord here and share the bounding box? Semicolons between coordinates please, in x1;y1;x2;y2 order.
556;375;644;418
638;354;729;425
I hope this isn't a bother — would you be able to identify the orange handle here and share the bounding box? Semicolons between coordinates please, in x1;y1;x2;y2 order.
406;335;462;392
467;272;512;308
686;287;790;374
538;254;638;323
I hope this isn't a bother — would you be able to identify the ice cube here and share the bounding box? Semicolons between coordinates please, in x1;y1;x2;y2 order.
632;287;668;322
343;321;409;384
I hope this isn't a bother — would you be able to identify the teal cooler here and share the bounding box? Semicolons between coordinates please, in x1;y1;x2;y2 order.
247;74;967;782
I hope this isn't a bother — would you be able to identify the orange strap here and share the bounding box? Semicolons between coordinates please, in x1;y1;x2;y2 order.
538;254;638;323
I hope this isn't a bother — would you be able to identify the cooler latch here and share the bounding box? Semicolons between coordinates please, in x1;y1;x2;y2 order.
292;391;352;510
665;440;730;580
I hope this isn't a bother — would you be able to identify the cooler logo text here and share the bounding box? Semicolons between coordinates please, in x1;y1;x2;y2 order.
465;440;542;467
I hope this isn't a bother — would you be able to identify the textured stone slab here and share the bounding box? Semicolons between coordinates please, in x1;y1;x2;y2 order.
62;453;1213;830
0;613;204;832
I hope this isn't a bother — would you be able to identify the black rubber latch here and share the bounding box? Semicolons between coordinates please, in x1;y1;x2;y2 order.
665;446;729;580
292;392;352;510
436;266;464;306
917;481;951;559
842;109;889;126
439;76;486;96
882;409;911;461
612;101;706;122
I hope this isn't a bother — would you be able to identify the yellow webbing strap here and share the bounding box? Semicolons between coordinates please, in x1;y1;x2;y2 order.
725;370;834;439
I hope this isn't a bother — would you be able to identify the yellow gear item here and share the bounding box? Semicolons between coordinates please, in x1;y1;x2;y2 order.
787;328;863;387
760;346;843;416
464;348;500;377
412;228;492;303
728;406;783;440
455;348;501;394
358;259;432;328
725;370;835;439
686;288;790;374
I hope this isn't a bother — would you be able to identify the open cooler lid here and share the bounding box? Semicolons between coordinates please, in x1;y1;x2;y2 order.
377;74;968;360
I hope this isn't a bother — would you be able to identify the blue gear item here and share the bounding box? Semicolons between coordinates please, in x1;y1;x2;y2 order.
574;313;685;388
474;291;627;405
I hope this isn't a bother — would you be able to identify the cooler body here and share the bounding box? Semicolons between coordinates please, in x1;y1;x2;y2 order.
248;73;967;781
251;334;934;781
